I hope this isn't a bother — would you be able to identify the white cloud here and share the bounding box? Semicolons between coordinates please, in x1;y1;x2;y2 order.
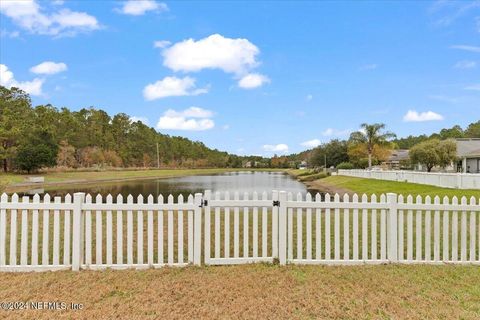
222;124;230;130
0;29;20;38
130;116;149;125
450;45;480;53
157;107;215;131
263;144;289;153
359;63;378;71
237;73;269;89
153;40;171;48
465;84;480;91
454;60;477;69
306;94;313;101
301;139;321;148
143;76;208;100
322;128;352;137
30;61;67;75
0;0;99;36
0;64;44;96
403;110;444;122
162;34;260;75
118;0;168;16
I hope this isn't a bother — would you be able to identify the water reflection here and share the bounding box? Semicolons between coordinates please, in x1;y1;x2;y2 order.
22;171;309;199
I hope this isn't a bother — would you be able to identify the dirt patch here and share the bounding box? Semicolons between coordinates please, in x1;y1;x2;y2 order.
304;179;352;196
0;264;478;319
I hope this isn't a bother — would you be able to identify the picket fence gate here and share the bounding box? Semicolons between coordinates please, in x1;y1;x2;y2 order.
0;190;479;272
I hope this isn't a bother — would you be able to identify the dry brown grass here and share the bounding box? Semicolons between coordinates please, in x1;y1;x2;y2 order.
0;264;479;319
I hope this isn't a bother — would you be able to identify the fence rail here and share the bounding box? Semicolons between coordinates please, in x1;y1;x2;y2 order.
0;190;479;272
337;169;480;189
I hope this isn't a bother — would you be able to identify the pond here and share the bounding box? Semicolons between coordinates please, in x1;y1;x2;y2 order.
22;171;310;199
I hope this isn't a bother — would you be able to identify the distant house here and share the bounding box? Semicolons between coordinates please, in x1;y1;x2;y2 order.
383;149;409;170
456;138;480;173
298;161;308;170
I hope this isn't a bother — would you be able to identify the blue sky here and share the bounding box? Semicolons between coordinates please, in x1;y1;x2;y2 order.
1;0;479;156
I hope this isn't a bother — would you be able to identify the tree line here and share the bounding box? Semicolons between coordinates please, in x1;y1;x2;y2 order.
0;86;250;173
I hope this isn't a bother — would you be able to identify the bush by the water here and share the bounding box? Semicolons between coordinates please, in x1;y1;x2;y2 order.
299;172;328;181
336;162;354;169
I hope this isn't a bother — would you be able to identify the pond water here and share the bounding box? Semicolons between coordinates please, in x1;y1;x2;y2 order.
24;171;310;198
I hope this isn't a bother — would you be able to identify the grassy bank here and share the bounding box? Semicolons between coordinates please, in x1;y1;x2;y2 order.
1;168;286;192
0;264;478;319
312;175;480;198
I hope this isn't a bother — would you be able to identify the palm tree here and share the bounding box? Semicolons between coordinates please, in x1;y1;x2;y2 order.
349;123;396;169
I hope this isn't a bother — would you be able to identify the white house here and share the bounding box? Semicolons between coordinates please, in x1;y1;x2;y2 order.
457;138;480;173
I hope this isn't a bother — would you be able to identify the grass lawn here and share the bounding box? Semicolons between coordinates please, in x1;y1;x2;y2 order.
317;175;480;199
0;264;479;319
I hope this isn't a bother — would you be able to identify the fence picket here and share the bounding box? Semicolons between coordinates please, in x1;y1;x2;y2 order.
147;195;154;266
433;196;440;262
159;194;165;264
137;195;144;265
452;197;458;261
64;194;71;265
380;194;386;261
0;194;7;266
461;197;467;261
406;195;413;261
234;192;240;258
306;193;312;260
287;192;293;261
415;195;422;261
315;193;321;260
53;196;60;265
334;193;340;260
85;194;92;266
325;193;331;260
262;191;268;258
215;192;221;259
425;196;431;262
168;195;174;265
253;192;259;258
362;194;368;261
178;194;184;264
116;195;123;265
371;194;377;260
20;196;29;265
352;194;359;260
106;195;113;265
42;194;50;266
31;194;39;266
297;193;303;260
95;194;103;265
243;192;249;258
224;192;230;259
127;195;133;265
398;195;404;261
343;194;350;260
469;197;476;262
442;196;449;262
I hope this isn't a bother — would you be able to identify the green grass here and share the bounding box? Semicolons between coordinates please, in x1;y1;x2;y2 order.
321;175;480;198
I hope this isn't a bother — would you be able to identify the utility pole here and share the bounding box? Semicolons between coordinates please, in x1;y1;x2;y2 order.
156;142;160;169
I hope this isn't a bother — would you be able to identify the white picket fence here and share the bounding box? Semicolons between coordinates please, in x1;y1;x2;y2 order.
0;190;479;272
337;169;480;189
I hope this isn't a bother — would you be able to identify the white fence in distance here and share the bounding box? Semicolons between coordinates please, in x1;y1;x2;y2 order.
0;190;479;272
337;169;480;190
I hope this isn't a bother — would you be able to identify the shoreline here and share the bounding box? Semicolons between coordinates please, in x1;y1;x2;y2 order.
3;168;289;193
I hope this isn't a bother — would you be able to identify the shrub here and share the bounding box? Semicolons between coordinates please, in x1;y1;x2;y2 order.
336;162;354;170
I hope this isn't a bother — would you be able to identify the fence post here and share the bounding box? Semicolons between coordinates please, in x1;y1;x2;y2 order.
387;193;398;263
72;192;85;271
278;191;287;265
272;190;279;259
194;193;203;266
203;190;211;265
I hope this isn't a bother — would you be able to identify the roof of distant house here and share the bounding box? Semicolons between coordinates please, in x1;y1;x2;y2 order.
456;138;480;157
388;149;410;162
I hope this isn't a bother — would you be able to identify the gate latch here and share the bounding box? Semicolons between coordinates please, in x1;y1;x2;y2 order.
200;199;208;207
272;200;280;207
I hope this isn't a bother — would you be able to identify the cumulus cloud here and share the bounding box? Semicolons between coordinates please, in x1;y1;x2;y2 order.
30;61;67;75
143;76;208;100
403;110;444;122
237;73;270;89
322;128;352;137
153;40;171;48
454;60;477;69
0;64;44;96
450;45;480;53
301;139;321;148
157;107;215;131
130;116;149;125
306;94;313;101
117;0;168;16
465;84;480;91
263;144;289;153
0;0;99;36
162;34;260;75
